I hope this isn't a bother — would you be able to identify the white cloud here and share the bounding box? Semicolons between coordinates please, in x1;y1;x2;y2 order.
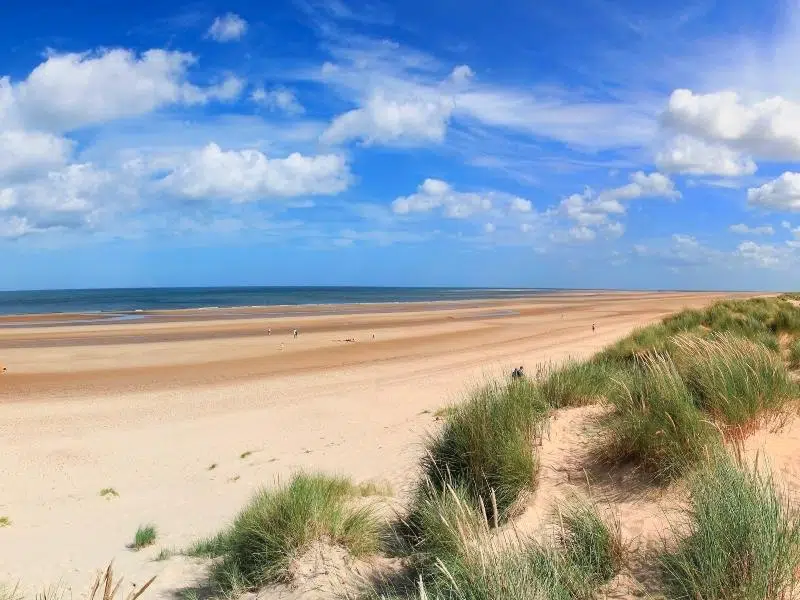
569;226;596;241
508;197;532;213
6;49;243;133
161;143;352;201
321;91;453;146
0;163;120;236
558;172;678;235
207;13;248;42
656;135;757;176
729;223;774;235
520;223;533;233
0;130;72;179
448;65;474;86
736;241;792;268
664;89;800;160
252;87;305;115
747;172;800;211
392;178;492;218
484;222;496;234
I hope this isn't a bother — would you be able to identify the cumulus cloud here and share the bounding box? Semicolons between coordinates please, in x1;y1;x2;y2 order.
252;87;305;115
557;172;678;238
392;178;492;218
0;163;119;237
161;143;352;201
664;89;800;160
484;222;496;234
3;49;242;133
321;91;454;146
509;196;532;213
207;13;248;42
656;135;757;176
747;172;800;211
729;223;774;235
0;130;72;179
736;241;793;268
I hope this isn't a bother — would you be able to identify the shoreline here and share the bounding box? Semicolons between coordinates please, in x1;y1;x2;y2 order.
0;288;687;327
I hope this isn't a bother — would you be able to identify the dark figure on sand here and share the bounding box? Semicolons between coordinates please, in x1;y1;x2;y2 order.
512;366;525;380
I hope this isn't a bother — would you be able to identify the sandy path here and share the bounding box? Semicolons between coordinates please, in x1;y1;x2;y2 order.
0;291;742;597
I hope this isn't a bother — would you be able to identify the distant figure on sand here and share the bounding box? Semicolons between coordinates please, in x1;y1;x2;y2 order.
511;365;524;380
592;323;596;333
293;329;298;339
267;328;271;336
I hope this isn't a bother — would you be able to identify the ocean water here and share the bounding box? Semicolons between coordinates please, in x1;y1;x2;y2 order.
0;287;562;316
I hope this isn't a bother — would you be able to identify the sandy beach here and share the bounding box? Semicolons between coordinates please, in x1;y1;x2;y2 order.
0;291;749;596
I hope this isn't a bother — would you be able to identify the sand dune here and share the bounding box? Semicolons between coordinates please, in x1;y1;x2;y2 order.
0;291;746;597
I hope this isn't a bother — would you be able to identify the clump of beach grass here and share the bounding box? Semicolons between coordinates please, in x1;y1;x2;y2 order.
659;456;800;599
537;358;621;408
555;499;625;584
420;378;549;522
99;488;118;498
789;338;800;368
602;353;721;480
196;472;381;591
132;524;157;550
673;333;796;428
0;517;9;528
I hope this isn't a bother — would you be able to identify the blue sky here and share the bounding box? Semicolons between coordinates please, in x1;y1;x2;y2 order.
2;0;800;290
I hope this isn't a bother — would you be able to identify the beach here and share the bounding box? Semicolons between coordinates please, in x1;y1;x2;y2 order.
0;290;747;596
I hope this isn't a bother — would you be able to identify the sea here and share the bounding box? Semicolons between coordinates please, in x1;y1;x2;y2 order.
0;287;566;316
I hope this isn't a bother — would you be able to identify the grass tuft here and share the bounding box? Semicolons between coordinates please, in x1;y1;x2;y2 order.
673;333;795;427
420;378;549;522
201;472;380;591
537;358;621;408
99;488;119;498
789;338;800;368
556;499;624;584
132;524;157;550
602;353;721;480
154;548;173;561
660;456;800;599
0;517;9;528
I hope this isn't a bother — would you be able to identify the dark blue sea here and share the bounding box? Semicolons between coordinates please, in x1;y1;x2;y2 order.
0;287;564;316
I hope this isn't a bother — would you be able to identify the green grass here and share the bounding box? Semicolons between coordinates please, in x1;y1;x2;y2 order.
154;547;173;561
239;451;254;459
184;530;230;558
537;358;621;408
198;473;381;591
673;333;795;427
556;500;624;584
602;353;721;480
99;488;119;498
0;517;9;528
660;457;800;599
132;524;157;550
789;338;800;368
420;378;550;522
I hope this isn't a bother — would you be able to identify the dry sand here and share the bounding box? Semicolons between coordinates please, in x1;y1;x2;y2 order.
0;291;752;597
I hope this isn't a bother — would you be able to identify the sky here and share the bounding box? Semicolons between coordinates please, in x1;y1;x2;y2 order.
3;1;800;290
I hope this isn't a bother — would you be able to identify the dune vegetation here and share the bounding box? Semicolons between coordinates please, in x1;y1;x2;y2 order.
167;295;800;599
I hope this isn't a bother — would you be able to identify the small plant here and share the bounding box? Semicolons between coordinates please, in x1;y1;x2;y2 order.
421;378;549;522
0;517;9;527
537;358;620;408
88;563;155;600
790;338;800;368
673;333;795;427
99;488;119;498
556;499;624;584
154;547;173;561
602;353;721;480
200;472;380;591
132;524;157;550
660;457;800;599
208;463;218;471
239;451;253;459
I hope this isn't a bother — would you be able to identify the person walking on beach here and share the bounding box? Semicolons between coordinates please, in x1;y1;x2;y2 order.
592;322;596;333
293;328;298;339
267;328;271;336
